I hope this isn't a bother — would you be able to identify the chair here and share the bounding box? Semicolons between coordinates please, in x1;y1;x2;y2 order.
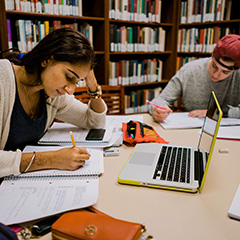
74;85;125;115
174;97;185;112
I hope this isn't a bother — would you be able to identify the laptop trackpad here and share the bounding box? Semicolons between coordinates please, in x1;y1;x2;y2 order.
129;152;155;166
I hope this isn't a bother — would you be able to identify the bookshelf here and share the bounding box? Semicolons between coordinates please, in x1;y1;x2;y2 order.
108;0;179;113
0;0;177;114
0;0;107;84
176;0;240;70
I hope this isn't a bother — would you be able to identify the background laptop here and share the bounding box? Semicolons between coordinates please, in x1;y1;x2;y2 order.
118;91;223;193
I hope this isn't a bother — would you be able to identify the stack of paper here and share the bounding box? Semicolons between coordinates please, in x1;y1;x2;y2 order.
39;123;119;147
159;112;204;129
228;184;240;220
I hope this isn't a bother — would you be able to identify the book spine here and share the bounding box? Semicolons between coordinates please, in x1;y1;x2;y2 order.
7;19;12;49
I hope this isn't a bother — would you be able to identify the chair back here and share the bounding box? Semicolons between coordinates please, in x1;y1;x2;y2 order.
74;85;125;115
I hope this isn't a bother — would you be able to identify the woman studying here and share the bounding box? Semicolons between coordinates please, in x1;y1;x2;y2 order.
0;28;107;178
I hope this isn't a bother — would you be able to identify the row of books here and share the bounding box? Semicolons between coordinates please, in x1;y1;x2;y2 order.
176;56;201;70
180;0;232;24
7;19;93;52
109;59;163;86
110;24;166;52
109;0;162;23
177;26;234;53
5;0;82;16
124;87;162;114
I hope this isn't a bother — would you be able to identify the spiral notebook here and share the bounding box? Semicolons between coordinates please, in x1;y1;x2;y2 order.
38;122;114;145
0;146;103;225
21;145;104;176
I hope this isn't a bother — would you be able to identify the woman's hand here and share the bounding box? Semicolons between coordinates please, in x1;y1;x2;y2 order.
85;69;98;92
53;147;91;170
188;110;207;118
84;70;106;113
153;105;172;122
21;147;91;172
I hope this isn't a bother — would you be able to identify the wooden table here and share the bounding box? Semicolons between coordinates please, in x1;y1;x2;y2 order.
36;114;240;240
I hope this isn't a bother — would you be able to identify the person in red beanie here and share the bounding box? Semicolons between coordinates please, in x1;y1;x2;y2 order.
149;34;240;122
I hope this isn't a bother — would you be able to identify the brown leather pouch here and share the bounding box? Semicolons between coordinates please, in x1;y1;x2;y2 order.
51;207;145;240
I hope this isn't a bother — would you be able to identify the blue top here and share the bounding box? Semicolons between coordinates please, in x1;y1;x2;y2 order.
4;83;47;151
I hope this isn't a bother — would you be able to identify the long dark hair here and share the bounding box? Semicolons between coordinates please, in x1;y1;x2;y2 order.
6;28;95;85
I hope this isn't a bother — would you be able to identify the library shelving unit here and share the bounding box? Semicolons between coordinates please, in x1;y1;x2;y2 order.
109;0;178;86
0;0;107;84
0;0;179;113
108;0;179;113
176;0;240;70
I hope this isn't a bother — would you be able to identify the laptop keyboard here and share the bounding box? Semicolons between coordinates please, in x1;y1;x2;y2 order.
194;151;208;181
153;146;191;183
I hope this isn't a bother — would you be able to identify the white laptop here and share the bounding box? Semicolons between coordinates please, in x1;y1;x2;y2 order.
118;91;222;193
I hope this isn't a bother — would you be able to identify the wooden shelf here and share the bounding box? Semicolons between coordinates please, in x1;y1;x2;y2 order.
110;51;172;55
177;52;212;56
123;80;169;88
179;19;240;28
6;10;105;21
110;19;173;27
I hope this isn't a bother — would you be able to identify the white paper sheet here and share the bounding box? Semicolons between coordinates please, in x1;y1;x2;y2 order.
217;126;240;140
228;183;240;220
0;177;99;225
159;113;240;130
159;112;204;129
105;114;144;129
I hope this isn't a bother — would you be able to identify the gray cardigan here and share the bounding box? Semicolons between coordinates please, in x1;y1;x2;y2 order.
0;59;107;177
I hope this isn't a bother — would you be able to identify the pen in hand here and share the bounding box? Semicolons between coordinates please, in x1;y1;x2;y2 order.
146;100;165;110
69;131;76;147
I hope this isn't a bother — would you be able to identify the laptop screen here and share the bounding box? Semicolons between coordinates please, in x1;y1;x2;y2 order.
197;91;223;192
